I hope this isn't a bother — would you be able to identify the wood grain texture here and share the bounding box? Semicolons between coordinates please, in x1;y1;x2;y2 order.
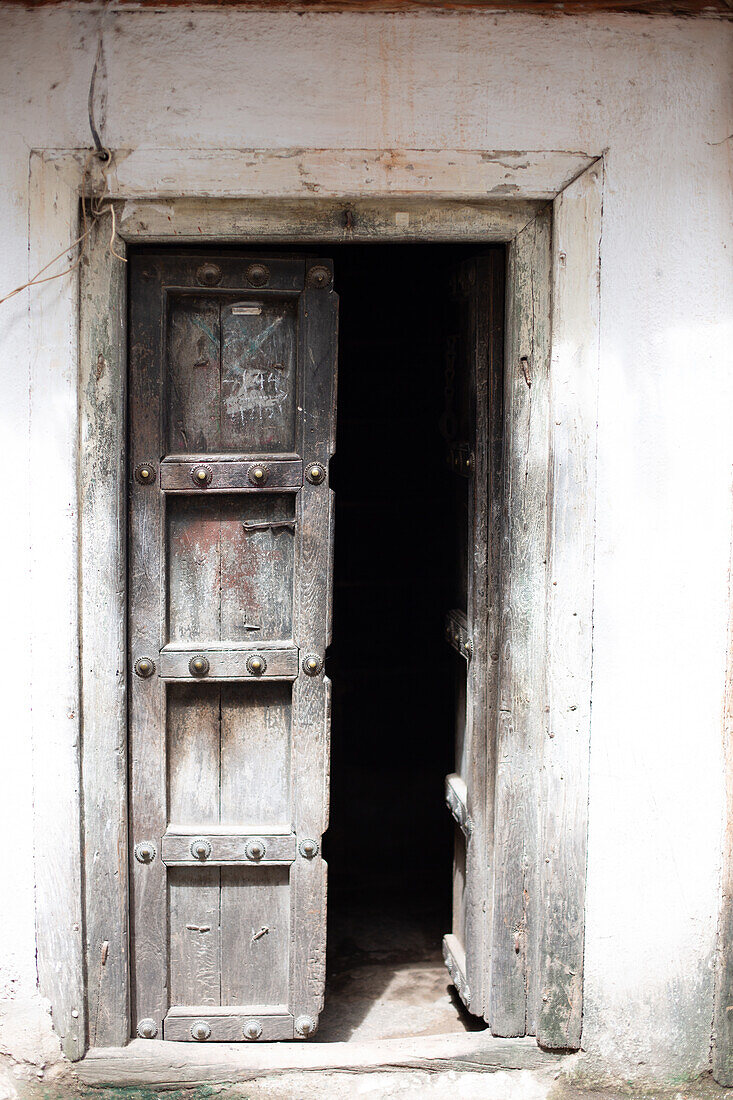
162;834;297;864
160;457;302;491
165;689;222;1015
163;1012;294;1042
167;493;296;643
490;208;552;1038
483;249;506;1017
446;276;472;1001
129;253;169;1037
221;497;296;641
166;495;222;643
289;262;338;1031
221;868;292;1006
118;197;542;246
444;254;504;1022
107;151;595;204
454;261;484;1016
221;297;299;452
48;145;601;1057
167;295;221;453
77;1030;561;1086
167;684;221;826
29;152;86;1061
159;645;299;680
220;684;292;828
466;254;504;1021
168;289;301;454
537;162;602;1050
79;214;130;1048
169;867;221;1007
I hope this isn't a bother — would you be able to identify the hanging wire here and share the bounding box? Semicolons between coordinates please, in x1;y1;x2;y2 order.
0;152;95;307
0;229;90;307
0;8;125;308
90;179;126;263
88;36;109;163
0;149;125;309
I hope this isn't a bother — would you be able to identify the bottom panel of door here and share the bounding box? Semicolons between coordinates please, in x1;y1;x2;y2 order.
164;1008;294;1042
169;866;291;1009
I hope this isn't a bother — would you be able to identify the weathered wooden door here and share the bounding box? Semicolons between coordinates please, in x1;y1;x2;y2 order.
128;252;337;1043
442;254;503;1022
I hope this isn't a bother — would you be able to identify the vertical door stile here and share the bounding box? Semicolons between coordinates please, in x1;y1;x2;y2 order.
463;260;486;1019
443;253;504;1028
290;261;338;1037
129;256;168;1038
490;213;551;1038
466;252;505;1021
483;251;505;1020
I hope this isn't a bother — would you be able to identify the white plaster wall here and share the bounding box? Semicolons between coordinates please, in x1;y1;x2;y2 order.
0;5;731;1084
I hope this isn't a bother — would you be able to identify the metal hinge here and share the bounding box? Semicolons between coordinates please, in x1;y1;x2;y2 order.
447;442;473;476
445;774;473;839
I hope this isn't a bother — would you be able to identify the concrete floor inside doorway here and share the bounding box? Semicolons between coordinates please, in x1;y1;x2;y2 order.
317;895;483;1042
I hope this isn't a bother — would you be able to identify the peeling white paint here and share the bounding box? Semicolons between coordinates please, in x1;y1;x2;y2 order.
0;5;731;1085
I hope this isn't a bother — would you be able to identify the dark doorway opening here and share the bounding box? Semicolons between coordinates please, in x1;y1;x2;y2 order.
320;243;502;1042
125;238;502;1045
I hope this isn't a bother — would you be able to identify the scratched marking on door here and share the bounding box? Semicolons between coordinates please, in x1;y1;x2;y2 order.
223;313;293;426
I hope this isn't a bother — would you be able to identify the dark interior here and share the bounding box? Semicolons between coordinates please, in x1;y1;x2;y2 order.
326;245;460;901
321;243;493;1037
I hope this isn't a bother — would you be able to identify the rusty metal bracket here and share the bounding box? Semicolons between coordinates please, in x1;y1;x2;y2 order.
242;519;296;534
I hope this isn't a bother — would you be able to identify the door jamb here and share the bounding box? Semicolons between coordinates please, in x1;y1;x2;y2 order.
28;147;603;1062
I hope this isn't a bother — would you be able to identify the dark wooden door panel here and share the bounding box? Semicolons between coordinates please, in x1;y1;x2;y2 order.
129;251;337;1044
220;298;299;453
167;295;222;453
164;261;304;456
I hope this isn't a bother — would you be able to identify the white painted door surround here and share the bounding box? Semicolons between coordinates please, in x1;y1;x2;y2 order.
28;146;601;1063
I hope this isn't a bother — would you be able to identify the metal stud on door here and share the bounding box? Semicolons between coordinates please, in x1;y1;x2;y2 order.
128;252;338;1041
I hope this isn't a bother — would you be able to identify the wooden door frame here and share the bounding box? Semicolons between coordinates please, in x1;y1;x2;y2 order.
28;147;602;1065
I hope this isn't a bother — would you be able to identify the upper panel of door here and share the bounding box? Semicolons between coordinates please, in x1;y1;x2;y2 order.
136;253;309;459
